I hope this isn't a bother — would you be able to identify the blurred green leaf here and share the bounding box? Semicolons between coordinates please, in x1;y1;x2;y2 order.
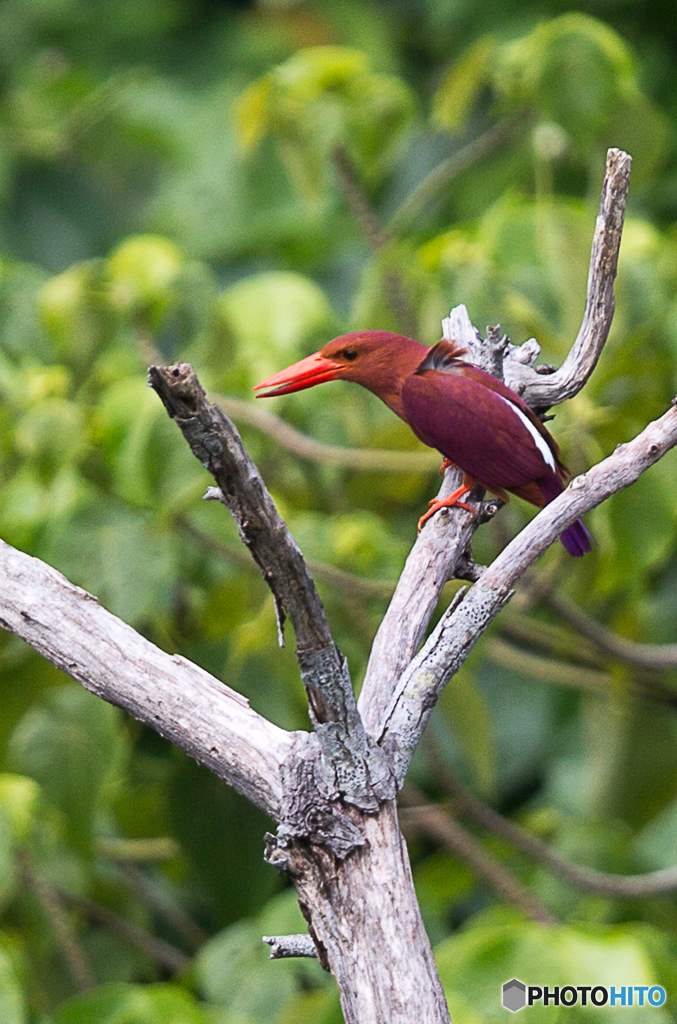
168;754;279;928
436;916;672;1023
233;45;415;195
219;271;333;388
52;982;222;1024
438;669;496;793
41;504;179;624
8;687;126;855
195;919;297;1021
433;35;496;132
0;774;40;841
0;941;25;1024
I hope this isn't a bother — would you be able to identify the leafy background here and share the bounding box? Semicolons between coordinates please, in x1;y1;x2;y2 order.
1;0;677;1021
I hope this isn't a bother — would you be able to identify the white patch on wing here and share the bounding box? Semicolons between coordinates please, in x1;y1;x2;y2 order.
497;394;556;471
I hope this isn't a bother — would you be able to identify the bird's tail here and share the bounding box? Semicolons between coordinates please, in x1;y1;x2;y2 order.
561;519;594;557
538;476;595;557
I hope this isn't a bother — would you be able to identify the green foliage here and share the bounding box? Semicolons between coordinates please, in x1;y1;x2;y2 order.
9;688;126;855
53;983;226;1024
436;912;675;1022
1;0;677;1021
235;46;415;198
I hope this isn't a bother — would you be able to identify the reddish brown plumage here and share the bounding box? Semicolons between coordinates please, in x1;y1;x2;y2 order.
255;331;593;555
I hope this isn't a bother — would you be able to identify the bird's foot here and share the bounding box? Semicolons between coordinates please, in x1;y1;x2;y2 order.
417;485;474;532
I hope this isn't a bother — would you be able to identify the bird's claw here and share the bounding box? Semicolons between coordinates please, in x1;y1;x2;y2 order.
417;498;474;532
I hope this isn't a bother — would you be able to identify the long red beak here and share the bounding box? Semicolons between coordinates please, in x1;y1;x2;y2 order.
254;352;345;397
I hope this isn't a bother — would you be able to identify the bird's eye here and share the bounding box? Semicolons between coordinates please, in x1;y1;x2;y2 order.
343;349;358;361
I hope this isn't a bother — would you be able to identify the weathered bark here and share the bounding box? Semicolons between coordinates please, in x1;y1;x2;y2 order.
268;802;451;1024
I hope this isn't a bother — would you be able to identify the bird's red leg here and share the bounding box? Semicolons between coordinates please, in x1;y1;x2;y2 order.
418;482;475;532
439;457;454;475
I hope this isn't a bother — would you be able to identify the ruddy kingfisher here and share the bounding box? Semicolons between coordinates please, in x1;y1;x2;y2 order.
254;331;593;556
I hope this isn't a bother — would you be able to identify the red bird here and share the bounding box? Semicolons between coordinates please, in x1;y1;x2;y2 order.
254;331;593;556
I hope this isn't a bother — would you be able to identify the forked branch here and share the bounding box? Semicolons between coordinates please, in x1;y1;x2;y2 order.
505;148;632;408
380;402;677;779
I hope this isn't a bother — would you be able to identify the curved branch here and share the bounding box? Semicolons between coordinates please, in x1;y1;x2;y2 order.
486;638;677;709
448;779;677;898
399;789;556;925
545;590;677;671
58;888;190;974
0;538;293;819
486;637;614;695
220;395;437;474
505;148;632;409
380;402;677;780
387;118;520;236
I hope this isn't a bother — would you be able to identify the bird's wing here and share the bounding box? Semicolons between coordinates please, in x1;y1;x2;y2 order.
401;370;562;494
415;341;567;475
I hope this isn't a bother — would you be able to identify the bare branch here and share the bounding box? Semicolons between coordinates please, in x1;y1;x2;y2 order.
332;144;388;251
387;118;521;236
220;395;437;474
486;637;677;709
505;148;632;409
19;852;96;992
58;888;190;974
115;862;208;950
447;778;677;898
263;933;318;959
0;538;292;819
399;790;556;925
331;145;417;336
148;364;333;657
380;403;677;779
149;364;395;814
545;590;677;671
486;638;614;695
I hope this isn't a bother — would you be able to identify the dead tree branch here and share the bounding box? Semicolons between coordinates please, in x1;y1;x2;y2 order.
357;309;487;737
263;933;319;960
0;147;655;1024
148;364;395;817
358;147;631;744
504;148;631;408
0;539;292;819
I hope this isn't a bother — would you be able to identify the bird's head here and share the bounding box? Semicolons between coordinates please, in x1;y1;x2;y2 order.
254;331;427;412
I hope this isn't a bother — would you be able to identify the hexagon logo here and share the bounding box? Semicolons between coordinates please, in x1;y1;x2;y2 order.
502;978;527;1012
